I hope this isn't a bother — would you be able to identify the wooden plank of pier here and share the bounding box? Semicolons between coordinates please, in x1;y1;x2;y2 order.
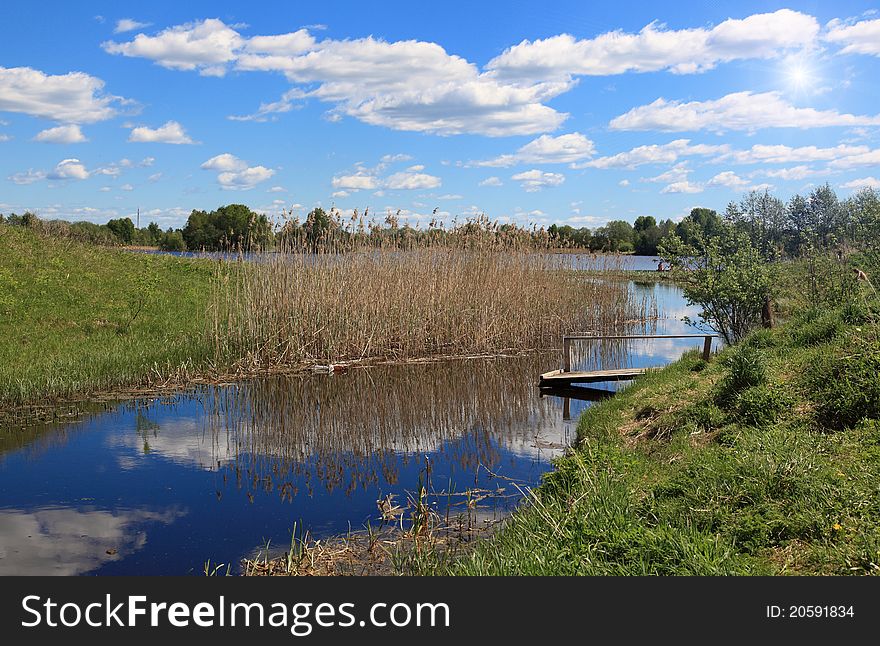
539;367;648;385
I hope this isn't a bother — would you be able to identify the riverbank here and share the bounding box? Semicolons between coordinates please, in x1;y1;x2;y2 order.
412;284;880;575
0;225;216;411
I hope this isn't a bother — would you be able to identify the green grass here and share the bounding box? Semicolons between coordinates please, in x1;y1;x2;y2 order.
417;288;880;575
0;225;216;407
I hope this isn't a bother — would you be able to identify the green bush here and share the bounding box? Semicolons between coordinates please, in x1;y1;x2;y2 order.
734;385;791;427
806;348;880;430
742;328;778;349
788;308;845;347
715;345;767;406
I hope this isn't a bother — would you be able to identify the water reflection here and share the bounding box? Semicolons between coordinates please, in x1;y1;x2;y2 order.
0;280;700;574
0;507;186;575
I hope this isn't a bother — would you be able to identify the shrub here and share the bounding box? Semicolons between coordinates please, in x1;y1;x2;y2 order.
734;385;791;427
742;328;778;349
788;308;845;347
715;345;767;406
806;348;880;430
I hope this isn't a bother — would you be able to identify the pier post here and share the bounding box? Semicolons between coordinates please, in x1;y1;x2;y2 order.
563;337;572;373
702;335;713;361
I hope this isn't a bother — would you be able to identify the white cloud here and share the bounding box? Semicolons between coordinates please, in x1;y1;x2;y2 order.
610;91;880;132
488;9;818;79
472;132;595;167
384;171;441;190
120;183;134;191
47;158;89;180
437;194;463;200
706;171;749;189
201;153;275;190
148;172;162;182
720;143;870;164
0;66;124;123
644;163;690;184
267;186;287;193
825;18;880;56
33;124;87;143
511;169;565;192
331;172;378;191
331;190;350;198
128;120;194;144
828;148;880;169
114;18;152;34
619;179;630;187
0;134;8;142
660;181;703;194
108;20;570;136
200;152;246;171
102;19;244;76
479;176;503;187
760;165;821;181
579;139;728;169
227;88;306;122
8;169;46;185
840;176;880;189
380;153;413;163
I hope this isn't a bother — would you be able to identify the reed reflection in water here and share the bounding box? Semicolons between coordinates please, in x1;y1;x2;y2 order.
202;353;580;504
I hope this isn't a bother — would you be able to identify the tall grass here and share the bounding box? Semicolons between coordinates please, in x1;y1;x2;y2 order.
211;226;656;371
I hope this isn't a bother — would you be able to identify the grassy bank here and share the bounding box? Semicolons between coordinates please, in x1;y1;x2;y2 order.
414;280;880;575
0;225;215;409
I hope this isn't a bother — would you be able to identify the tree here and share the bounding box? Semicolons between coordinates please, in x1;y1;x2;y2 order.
106;217;135;244
159;230;186;252
675;208;722;246
181;204;272;251
633;216;661;255
660;223;775;345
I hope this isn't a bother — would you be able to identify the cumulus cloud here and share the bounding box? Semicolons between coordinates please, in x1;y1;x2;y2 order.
706;171;749;189
0;66;125;123
760;165;821;181
579;139;728;169
479;176;503;187
472;132;595;167
384;171;441;190
200;153;275;190
719;143;871;164
610;91;880;132
104;19;570;136
660;181;703;194
331;172;378;191
114;18;152;34
47;158;90;180
487;9;818;80
827;148;880;170
840;176;880;189
128;120;194;144
33;124;87;143
102;19;243;76
825;17;880;56
331;168;442;191
511;169;565;192
8;169;46;185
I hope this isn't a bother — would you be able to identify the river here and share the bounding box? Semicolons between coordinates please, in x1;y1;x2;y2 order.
0;279;702;575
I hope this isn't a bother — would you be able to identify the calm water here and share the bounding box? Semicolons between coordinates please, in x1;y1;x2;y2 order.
0;281;702;575
132;248;665;272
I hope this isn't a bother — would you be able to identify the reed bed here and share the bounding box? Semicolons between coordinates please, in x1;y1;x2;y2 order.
210;232;657;372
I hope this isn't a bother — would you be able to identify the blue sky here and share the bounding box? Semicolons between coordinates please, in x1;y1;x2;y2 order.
1;1;879;230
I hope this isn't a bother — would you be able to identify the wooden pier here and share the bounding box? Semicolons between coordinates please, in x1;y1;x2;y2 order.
539;334;718;388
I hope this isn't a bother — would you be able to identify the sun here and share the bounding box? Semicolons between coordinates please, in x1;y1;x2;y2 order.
783;57;817;93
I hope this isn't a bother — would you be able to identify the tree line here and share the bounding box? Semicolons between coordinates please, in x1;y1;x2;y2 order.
2;184;877;256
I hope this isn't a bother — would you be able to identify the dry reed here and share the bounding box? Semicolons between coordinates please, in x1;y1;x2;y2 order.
210;223;656;372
